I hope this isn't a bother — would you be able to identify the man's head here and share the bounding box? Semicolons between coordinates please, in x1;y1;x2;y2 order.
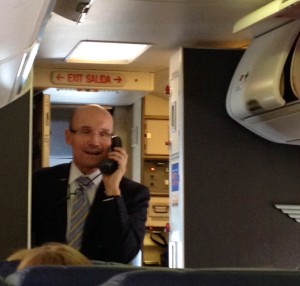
65;104;113;174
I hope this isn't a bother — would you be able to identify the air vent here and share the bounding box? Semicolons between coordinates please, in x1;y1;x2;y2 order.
53;0;93;23
274;204;300;222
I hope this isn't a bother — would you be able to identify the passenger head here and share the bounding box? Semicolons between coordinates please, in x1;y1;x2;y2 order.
16;243;91;270
41;242;91;265
6;248;31;261
65;104;114;175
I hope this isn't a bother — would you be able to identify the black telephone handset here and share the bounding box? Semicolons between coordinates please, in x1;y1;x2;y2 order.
99;136;122;174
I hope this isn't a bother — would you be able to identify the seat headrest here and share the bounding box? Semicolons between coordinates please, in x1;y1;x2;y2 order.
5;264;139;286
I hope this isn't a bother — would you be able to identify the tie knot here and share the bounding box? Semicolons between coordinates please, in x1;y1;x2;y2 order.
76;176;93;189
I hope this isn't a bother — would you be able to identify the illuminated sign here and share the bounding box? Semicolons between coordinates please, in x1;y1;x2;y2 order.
51;71;125;87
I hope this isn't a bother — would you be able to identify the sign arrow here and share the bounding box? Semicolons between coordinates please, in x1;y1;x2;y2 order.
113;76;122;83
56;74;65;81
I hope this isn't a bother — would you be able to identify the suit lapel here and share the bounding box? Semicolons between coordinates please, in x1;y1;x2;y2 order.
53;164;71;240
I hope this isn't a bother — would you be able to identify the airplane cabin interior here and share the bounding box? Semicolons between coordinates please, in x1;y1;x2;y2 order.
2;0;300;285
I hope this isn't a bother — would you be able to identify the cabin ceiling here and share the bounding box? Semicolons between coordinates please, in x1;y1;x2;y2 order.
35;0;273;73
0;0;283;107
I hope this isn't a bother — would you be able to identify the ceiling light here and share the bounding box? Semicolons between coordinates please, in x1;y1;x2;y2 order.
65;41;151;64
11;41;40;96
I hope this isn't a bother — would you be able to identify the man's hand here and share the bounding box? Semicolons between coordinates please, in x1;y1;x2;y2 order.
102;147;127;196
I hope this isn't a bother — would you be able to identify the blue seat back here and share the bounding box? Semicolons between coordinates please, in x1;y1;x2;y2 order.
0;261;19;278
5;264;141;286
99;269;300;286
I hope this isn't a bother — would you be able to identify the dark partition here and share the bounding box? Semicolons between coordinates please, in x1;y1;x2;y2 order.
0;93;30;259
183;48;300;268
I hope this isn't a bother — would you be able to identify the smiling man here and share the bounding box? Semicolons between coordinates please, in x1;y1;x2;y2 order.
31;104;150;264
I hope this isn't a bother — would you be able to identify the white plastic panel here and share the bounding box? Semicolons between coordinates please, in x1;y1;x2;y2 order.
233;0;300;36
291;36;300;98
226;20;300;145
0;55;24;107
0;0;55;108
169;49;185;268
226;20;300;120
244;102;300;144
170;77;180;155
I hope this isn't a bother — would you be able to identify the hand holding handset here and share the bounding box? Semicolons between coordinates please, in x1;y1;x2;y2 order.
99;136;122;174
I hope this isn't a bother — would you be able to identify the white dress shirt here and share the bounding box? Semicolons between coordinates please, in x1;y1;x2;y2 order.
66;161;102;237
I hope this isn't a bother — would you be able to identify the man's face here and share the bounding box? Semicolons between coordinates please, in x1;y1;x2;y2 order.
65;106;113;174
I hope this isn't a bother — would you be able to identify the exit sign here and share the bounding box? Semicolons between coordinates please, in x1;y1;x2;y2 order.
51;71;125;87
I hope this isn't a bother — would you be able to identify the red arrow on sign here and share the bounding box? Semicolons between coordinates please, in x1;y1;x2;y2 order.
113;76;122;83
56;74;65;81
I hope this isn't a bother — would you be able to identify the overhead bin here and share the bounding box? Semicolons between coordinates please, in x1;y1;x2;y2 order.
0;0;55;109
226;20;300;145
291;35;300;98
233;0;300;36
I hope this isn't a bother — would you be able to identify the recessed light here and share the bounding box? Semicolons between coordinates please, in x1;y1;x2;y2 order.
65;41;151;64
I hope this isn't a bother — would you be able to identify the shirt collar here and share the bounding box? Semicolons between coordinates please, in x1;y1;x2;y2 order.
69;161;102;186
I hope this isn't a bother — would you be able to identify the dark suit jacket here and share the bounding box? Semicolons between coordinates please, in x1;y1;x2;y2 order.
31;163;150;264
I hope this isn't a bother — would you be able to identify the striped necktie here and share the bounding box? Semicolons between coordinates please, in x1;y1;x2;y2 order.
68;176;93;249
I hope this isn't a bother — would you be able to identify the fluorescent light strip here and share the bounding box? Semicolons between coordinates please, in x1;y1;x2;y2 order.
65;41;151;64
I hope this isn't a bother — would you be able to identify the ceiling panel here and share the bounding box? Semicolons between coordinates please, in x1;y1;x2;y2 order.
35;0;273;73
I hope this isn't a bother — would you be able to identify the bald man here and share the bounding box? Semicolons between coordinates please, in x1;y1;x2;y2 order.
32;104;149;264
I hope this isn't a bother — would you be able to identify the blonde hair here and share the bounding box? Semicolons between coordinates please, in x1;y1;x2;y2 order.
16;243;91;270
6;248;31;261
